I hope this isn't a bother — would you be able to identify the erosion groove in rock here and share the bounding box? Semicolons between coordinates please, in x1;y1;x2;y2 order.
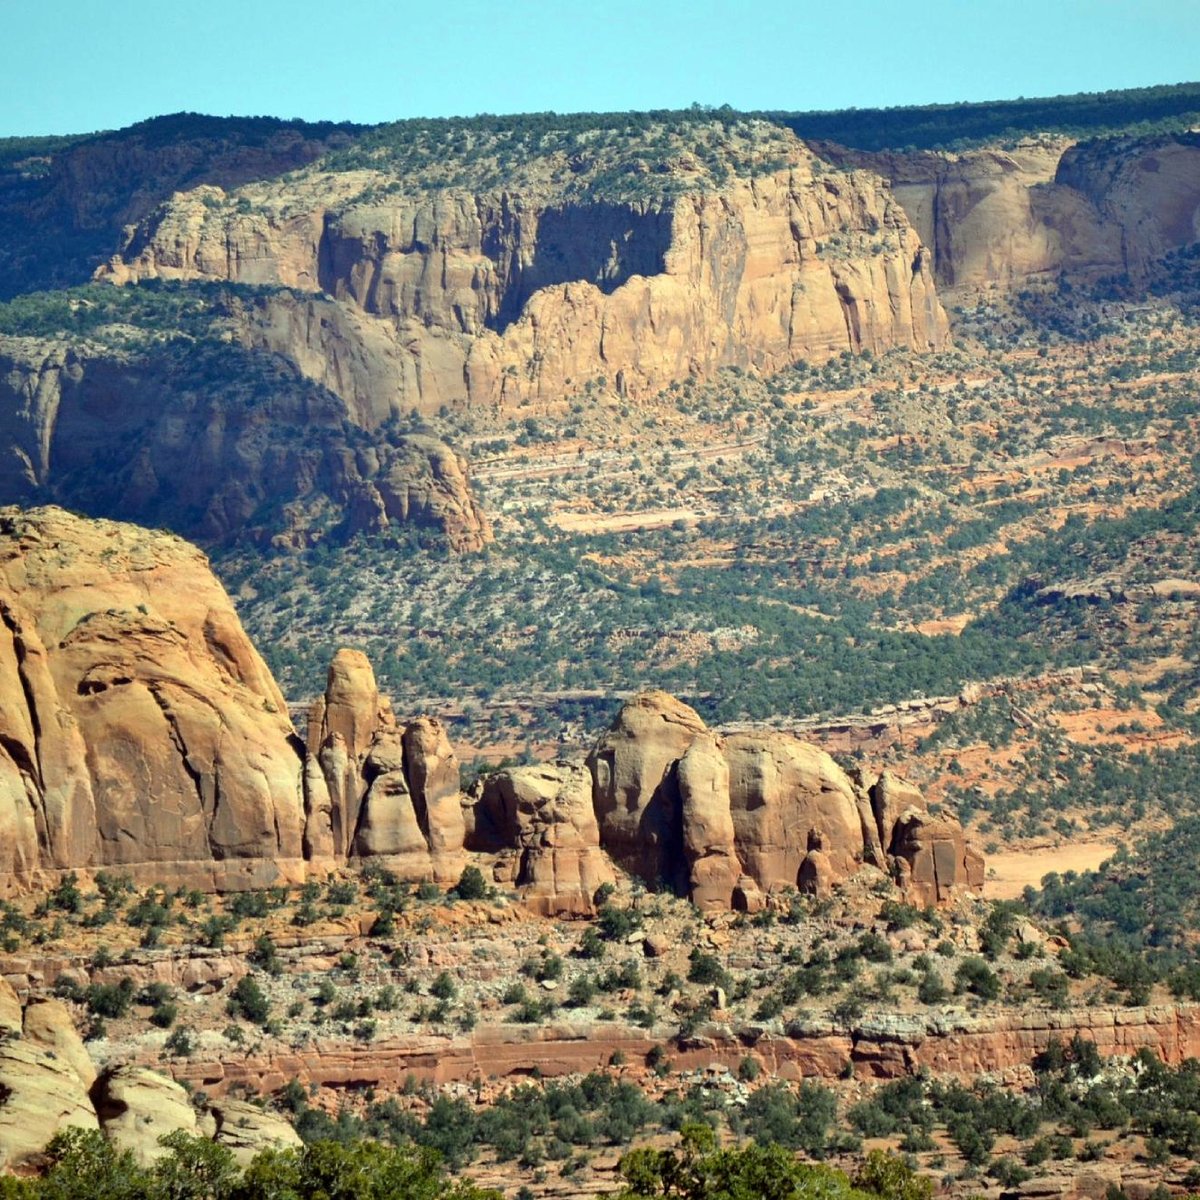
592;692;982;910
0;505;307;894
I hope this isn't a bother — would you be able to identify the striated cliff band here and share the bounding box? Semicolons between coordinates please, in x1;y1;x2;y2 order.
94;119;949;410
817;131;1200;291
0;506;980;912
0;313;491;552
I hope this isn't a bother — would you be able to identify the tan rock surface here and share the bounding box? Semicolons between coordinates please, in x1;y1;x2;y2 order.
677;734;740;911
725;732;865;892
0;337;491;554
0;506;306;895
305;650;464;881
870;770;984;905
0;977;20;1036
92;1064;198;1165
99;144;948;412
588;691;708;888
0;1037;98;1170
210;1097;303;1164
821;133;1200;291
470;761;616;915
22;999;95;1089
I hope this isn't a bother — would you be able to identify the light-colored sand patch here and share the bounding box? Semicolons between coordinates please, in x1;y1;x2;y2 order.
985;840;1118;899
1052;706;1190;749
915;614;971;637
549;508;700;534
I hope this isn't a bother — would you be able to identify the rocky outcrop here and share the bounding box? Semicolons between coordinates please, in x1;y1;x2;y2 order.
0;1038;98;1169
871;771;985;905
0;505;307;895
818;132;1200;291
591;692;981;909
91;1065;199;1165
98;143;948;411
22;999;96;1089
0;507;978;912
0;113;358;298
467;761;617;916
0;335;490;553
588;690;707;891
304;649;465;883
0;978;20;1036
0;983;304;1168
210;1097;303;1164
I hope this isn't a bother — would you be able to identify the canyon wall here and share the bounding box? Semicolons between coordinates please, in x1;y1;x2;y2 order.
0;335;491;551
818;132;1200;291
97;153;949;411
0;506;307;895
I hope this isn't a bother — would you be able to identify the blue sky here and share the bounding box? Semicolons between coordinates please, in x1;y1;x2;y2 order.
3;0;1198;137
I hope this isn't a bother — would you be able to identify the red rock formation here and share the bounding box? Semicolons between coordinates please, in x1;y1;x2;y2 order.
870;770;985;905
0;506;306;896
304;650;465;883
594;692;983;909
467;761;616;915
587;690;707;891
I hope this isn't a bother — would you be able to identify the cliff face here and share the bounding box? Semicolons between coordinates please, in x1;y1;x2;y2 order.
818;133;1200;290
589;691;982;911
98;155;949;411
0;507;307;895
0;334;490;552
0;115;357;299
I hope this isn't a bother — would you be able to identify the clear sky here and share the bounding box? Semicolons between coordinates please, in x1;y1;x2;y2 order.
3;0;1198;137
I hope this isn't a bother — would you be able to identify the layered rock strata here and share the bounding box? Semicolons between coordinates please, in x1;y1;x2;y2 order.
98;147;949;411
0;337;490;552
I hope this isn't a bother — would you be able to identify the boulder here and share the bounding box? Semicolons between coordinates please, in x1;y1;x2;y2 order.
210;1097;303;1164
91;1064;198;1165
0;1038;98;1169
890;810;985;907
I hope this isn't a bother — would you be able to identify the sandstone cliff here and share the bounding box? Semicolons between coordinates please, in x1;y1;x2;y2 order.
97;137;948;411
0;332;490;552
304;649;466;883
0;977;301;1170
589;691;982;910
0;510;979;913
0;113;358;298
817;132;1200;291
0;506;307;894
